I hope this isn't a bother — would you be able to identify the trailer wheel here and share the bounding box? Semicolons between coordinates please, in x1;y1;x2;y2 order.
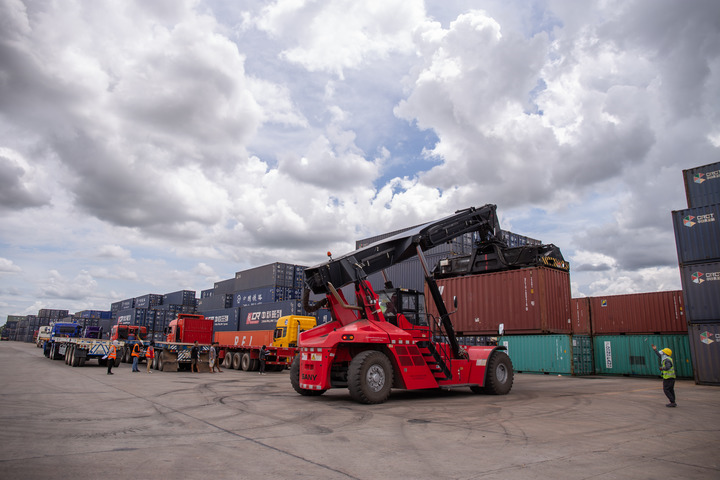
474;351;514;395
157;354;164;371
71;349;79;367
232;352;242;370
240;353;251;371
64;347;71;364
222;353;232;369
290;355;325;396
348;350;393;404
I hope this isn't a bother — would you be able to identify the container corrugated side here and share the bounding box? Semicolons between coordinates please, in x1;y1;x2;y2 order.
238;300;302;331
672;204;720;264
683;161;720;208
427;267;572;335
680;261;720;322
570;297;591;335
498;334;593;375
592;334;693;378
687;323;720;385
202;307;240;332
589;291;686;334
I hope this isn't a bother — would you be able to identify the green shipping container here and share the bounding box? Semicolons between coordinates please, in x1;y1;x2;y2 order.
499;335;594;376
593;335;693;378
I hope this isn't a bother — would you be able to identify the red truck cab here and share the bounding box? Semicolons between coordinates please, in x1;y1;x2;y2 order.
165;314;213;344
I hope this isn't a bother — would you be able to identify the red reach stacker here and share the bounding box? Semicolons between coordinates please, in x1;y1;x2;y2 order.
292;205;515;404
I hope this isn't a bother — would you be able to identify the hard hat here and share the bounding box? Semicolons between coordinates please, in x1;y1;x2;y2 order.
661;348;672;356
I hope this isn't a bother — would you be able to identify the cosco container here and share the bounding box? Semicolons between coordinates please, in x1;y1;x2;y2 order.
589;291;686;334
499;334;593;375
687;323;720;385
426;267;572;335
679;261;720;322
672;204;720;264
202;308;240;332
593;334;693;378
683;161;720;208
570;297;591;335
238;300;302;331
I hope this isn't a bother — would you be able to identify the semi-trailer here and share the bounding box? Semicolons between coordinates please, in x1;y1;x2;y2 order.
217;315;317;372
44;324;119;367
151;313;213;372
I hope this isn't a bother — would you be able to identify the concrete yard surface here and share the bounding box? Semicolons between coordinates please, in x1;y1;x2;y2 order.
1;342;718;479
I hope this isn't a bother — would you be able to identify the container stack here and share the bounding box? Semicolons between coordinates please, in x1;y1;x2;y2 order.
673;161;720;385
586;291;691;378
198;262;327;335
3;316;21;341
112;290;197;339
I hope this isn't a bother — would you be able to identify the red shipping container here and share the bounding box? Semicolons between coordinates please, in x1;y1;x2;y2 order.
589;291;686;334
426;267;572;335
571;297;592;335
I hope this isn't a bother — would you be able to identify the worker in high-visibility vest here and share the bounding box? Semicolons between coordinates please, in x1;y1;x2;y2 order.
145;341;155;374
652;344;677;407
131;342;141;372
107;340;118;375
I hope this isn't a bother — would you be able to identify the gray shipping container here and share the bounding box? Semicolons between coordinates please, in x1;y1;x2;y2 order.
203;308;240;332
683;161;720;208
688;323;720;385
672;204;720;264
680;261;720;322
234;262;296;289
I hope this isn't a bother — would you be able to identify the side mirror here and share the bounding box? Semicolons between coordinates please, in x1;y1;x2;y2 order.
453;296;458;308
499;323;504;336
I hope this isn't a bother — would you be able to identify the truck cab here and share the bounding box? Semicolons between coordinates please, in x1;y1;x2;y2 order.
111;324;147;342
377;288;428;328
273;315;318;348
36;326;52;347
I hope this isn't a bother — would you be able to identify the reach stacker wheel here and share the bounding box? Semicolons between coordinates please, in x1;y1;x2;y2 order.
471;351;514;395
348;350;393;404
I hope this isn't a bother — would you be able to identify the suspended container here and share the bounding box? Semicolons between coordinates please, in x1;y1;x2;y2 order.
672;204;720;264
683;161;720;208
592;334;693;378
498;334;593;376
687;323;720;385
589;291;686;334
427;267;572;335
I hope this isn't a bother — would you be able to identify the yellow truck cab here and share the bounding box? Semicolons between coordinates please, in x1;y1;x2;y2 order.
273;315;317;348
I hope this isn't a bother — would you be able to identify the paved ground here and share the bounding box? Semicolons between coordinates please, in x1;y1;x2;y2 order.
1;341;719;479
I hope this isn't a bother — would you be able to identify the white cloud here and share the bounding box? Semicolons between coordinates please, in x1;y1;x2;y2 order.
0;258;22;274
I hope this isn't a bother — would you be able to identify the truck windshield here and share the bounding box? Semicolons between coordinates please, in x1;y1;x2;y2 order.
273;328;286;340
56;326;77;336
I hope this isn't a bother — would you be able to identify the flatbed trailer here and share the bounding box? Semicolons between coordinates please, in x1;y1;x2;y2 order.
151;342;211;372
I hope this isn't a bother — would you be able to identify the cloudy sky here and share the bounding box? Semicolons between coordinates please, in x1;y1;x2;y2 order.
1;0;719;322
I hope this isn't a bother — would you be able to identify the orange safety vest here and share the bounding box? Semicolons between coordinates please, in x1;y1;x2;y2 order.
146;346;155;359
132;344;140;357
108;344;117;360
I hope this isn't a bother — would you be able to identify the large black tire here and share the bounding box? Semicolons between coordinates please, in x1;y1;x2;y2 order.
157;354;164;371
241;353;252;371
232;352;242;370
289;355;325;396
474;351;514;395
347;350;393;404
71;348;79;367
222;353;233;369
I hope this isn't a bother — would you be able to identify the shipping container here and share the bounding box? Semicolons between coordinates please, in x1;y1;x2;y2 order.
38;309;69;318
116;308;149;326
672;204;720;264
134;294;163;309
687;323;720;385
683;161;720;208
202;308;240;332
426;267;572;335
234;262;296;289
200;289;214;299
215;329;274;349
592;334;693;378
589;291;686;334
238;300;303;331
196;294;233;312
679;261;720;322
499;335;593;376
232;286;302;308
163;290;196;306
570;297;592;335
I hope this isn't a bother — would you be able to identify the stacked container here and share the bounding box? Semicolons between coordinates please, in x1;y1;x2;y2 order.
674;161;720;385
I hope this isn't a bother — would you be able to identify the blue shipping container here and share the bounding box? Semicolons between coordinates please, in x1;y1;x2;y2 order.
203;308;240;332
672;204;720;265
683;161;720;208
680;261;720;322
238;300;302;331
